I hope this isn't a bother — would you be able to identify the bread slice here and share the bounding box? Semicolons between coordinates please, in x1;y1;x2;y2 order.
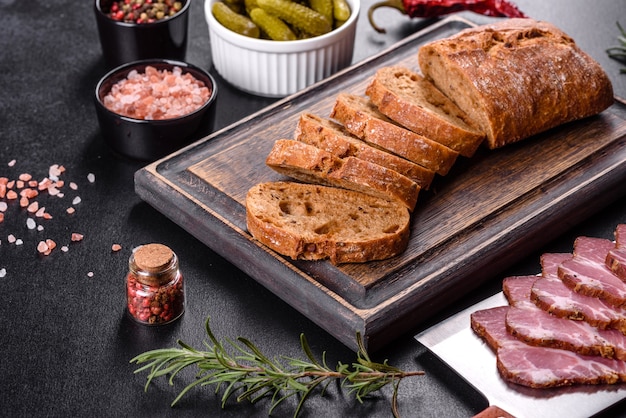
365;66;485;157
418;18;614;149
246;181;411;264
294;113;435;189
330;93;458;175
265;139;419;211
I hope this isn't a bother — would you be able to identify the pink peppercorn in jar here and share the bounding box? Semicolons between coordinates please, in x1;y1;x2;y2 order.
126;243;184;325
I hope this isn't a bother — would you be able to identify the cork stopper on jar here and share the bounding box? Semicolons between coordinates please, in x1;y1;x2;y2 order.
134;243;174;273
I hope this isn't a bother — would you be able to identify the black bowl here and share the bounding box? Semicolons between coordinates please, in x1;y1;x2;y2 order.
94;59;218;161
94;0;190;69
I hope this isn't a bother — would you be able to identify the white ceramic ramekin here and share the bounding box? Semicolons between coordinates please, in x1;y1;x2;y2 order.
204;0;360;97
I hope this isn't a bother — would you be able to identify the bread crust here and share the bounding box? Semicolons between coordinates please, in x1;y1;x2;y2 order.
366;66;485;157
265;139;420;211
245;182;411;264
418;18;614;149
294;113;435;189
330;93;458;175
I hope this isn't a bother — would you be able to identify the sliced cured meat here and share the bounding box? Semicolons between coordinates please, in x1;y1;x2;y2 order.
606;247;626;282
506;305;626;360
502;275;537;308
532;275;626;334
504;276;626;360
471;306;626;388
606;224;626;282
540;252;571;276
532;253;626;335
616;224;626;248
558;237;626;307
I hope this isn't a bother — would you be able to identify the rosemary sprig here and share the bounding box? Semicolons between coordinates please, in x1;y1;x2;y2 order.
607;21;626;73
130;317;425;417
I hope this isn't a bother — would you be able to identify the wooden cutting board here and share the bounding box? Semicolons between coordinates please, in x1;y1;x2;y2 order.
135;17;626;351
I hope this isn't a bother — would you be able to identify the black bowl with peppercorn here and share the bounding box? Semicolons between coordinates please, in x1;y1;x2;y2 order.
94;59;218;161
94;0;190;68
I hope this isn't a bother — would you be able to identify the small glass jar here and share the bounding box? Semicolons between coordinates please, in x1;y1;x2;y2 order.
126;243;185;325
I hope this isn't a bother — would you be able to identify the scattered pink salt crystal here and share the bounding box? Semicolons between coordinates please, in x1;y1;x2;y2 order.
48;164;62;180
27;201;39;213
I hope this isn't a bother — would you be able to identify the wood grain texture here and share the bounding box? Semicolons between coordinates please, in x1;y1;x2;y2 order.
135;17;626;351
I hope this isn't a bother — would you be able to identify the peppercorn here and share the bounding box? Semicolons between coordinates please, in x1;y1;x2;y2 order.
126;243;185;325
105;0;184;24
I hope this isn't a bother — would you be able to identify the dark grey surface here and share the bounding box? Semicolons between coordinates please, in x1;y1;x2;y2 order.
0;1;625;417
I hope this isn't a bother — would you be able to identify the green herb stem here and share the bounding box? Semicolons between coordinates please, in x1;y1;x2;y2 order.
607;21;626;73
130;317;424;418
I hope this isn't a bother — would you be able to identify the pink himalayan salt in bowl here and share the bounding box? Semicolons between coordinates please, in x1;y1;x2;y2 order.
102;65;210;120
95;59;217;161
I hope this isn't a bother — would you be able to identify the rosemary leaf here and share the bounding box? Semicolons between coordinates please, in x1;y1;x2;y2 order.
130;317;425;417
608;21;626;71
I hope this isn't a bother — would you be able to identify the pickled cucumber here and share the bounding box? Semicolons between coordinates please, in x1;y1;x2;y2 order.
332;0;350;21
309;0;333;22
223;0;245;14
244;0;258;14
212;2;260;38
249;8;297;41
256;0;332;37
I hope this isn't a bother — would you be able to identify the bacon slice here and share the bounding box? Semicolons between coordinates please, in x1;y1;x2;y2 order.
471;306;626;388
558;237;626;307
504;276;626;360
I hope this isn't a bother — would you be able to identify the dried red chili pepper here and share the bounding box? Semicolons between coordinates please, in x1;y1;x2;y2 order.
368;0;527;33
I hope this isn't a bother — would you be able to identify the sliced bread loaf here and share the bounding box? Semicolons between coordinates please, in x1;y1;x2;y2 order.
265;139;420;211
294;113;435;189
418;18;614;149
365;66;485;157
246;181;411;264
330;93;458;175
